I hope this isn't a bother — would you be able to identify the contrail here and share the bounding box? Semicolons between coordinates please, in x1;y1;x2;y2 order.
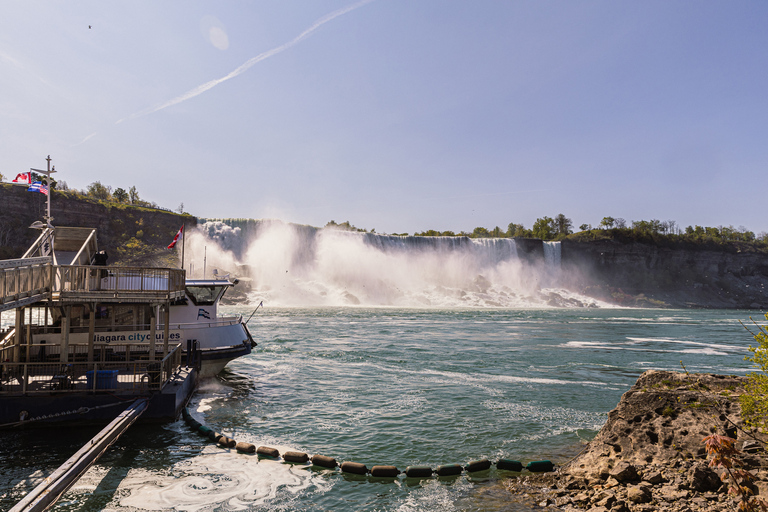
117;0;374;124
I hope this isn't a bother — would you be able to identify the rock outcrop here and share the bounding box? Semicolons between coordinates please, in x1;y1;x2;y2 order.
507;370;768;511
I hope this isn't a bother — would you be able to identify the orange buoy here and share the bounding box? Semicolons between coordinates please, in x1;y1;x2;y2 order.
370;465;400;477
341;461;368;475
257;446;280;458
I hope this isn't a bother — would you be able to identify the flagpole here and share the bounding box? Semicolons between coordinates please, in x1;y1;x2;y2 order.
181;223;185;272
30;155;56;227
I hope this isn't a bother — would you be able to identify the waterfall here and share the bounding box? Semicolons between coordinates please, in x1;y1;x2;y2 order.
543;241;561;269
189;220;598;308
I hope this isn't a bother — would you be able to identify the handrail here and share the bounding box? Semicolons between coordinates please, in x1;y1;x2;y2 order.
0;344;184;396
0;258;52;312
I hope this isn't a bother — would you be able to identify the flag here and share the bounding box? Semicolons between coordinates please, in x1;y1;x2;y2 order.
12;172;31;184
168;225;184;249
197;308;211;320
27;182;49;195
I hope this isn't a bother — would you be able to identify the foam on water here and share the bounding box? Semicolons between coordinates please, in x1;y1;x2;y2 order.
117;449;327;511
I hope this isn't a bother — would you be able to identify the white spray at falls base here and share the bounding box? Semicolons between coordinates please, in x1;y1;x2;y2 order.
186;220;604;308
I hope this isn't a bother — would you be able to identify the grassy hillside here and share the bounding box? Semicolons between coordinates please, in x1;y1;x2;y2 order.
0;183;195;266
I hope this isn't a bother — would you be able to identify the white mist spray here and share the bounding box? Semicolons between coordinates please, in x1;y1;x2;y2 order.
190;220;604;308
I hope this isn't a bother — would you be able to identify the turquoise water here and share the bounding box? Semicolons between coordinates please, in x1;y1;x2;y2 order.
0;307;761;511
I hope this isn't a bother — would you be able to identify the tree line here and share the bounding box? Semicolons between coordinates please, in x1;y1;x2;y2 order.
414;214;768;245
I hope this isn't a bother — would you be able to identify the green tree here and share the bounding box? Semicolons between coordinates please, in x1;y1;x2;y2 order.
113;188;128;203
507;223;526;237
741;313;768;431
579;223;591;231
554;213;572;236
472;227;491;238
532;216;555;240
129;186;140;204
600;216;615;229
87;181;112;200
0;172;5;181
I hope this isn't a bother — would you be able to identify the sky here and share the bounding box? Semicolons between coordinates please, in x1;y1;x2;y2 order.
1;1;767;235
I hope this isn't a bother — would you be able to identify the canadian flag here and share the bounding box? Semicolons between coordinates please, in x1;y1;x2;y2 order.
13;172;31;184
168;225;184;249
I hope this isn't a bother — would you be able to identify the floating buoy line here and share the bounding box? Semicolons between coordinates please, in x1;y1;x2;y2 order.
181;407;555;479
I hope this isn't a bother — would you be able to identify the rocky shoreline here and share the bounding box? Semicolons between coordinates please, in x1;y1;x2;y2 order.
506;370;767;511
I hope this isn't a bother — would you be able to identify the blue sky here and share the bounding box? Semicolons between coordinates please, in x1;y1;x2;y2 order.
2;1;767;235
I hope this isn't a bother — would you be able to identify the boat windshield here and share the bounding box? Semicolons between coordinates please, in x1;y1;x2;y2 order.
185;285;225;306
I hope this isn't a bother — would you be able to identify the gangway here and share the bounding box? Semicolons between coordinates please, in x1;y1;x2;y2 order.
9;398;149;512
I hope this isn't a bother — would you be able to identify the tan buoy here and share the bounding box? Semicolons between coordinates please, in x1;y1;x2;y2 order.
257;446;280;458
311;454;337;468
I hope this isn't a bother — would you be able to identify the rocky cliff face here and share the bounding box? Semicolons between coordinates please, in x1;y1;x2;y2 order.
562;238;768;309
0;183;194;265
507;370;768;512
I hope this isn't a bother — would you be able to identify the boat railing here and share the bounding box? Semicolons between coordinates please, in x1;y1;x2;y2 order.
170;316;244;330
0;343;183;396
52;266;186;302
0;257;53;312
0;341;181;364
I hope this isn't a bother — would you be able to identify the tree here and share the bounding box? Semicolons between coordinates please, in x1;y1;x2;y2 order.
615;218;627;229
579;223;591;231
741;313;768;432
600;217;615;229
0;172;5;181
507;223;526;237
113;188;128;203
554;213;573;236
129;186;140;204
472;226;491;238
177;202;184;214
532;216;556;240
86;181;112;200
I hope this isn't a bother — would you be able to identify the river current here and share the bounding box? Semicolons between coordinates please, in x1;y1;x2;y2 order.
0;306;761;511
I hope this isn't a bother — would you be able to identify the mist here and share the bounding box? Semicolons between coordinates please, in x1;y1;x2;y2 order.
183;220;604;308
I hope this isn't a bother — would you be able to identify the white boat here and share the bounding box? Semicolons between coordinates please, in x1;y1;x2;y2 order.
169;278;255;377
4;225;255;380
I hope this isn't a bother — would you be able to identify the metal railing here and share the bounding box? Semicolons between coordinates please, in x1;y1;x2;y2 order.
54;266;185;302
0;343;183;396
1;259;186;308
0;257;52;312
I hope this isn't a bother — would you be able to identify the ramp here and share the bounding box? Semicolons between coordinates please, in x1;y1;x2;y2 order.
9;398;149;512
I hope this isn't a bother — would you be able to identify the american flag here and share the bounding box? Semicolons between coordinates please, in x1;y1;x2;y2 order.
27;182;49;195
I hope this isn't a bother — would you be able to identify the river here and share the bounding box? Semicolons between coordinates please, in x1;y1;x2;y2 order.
0;306;760;511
